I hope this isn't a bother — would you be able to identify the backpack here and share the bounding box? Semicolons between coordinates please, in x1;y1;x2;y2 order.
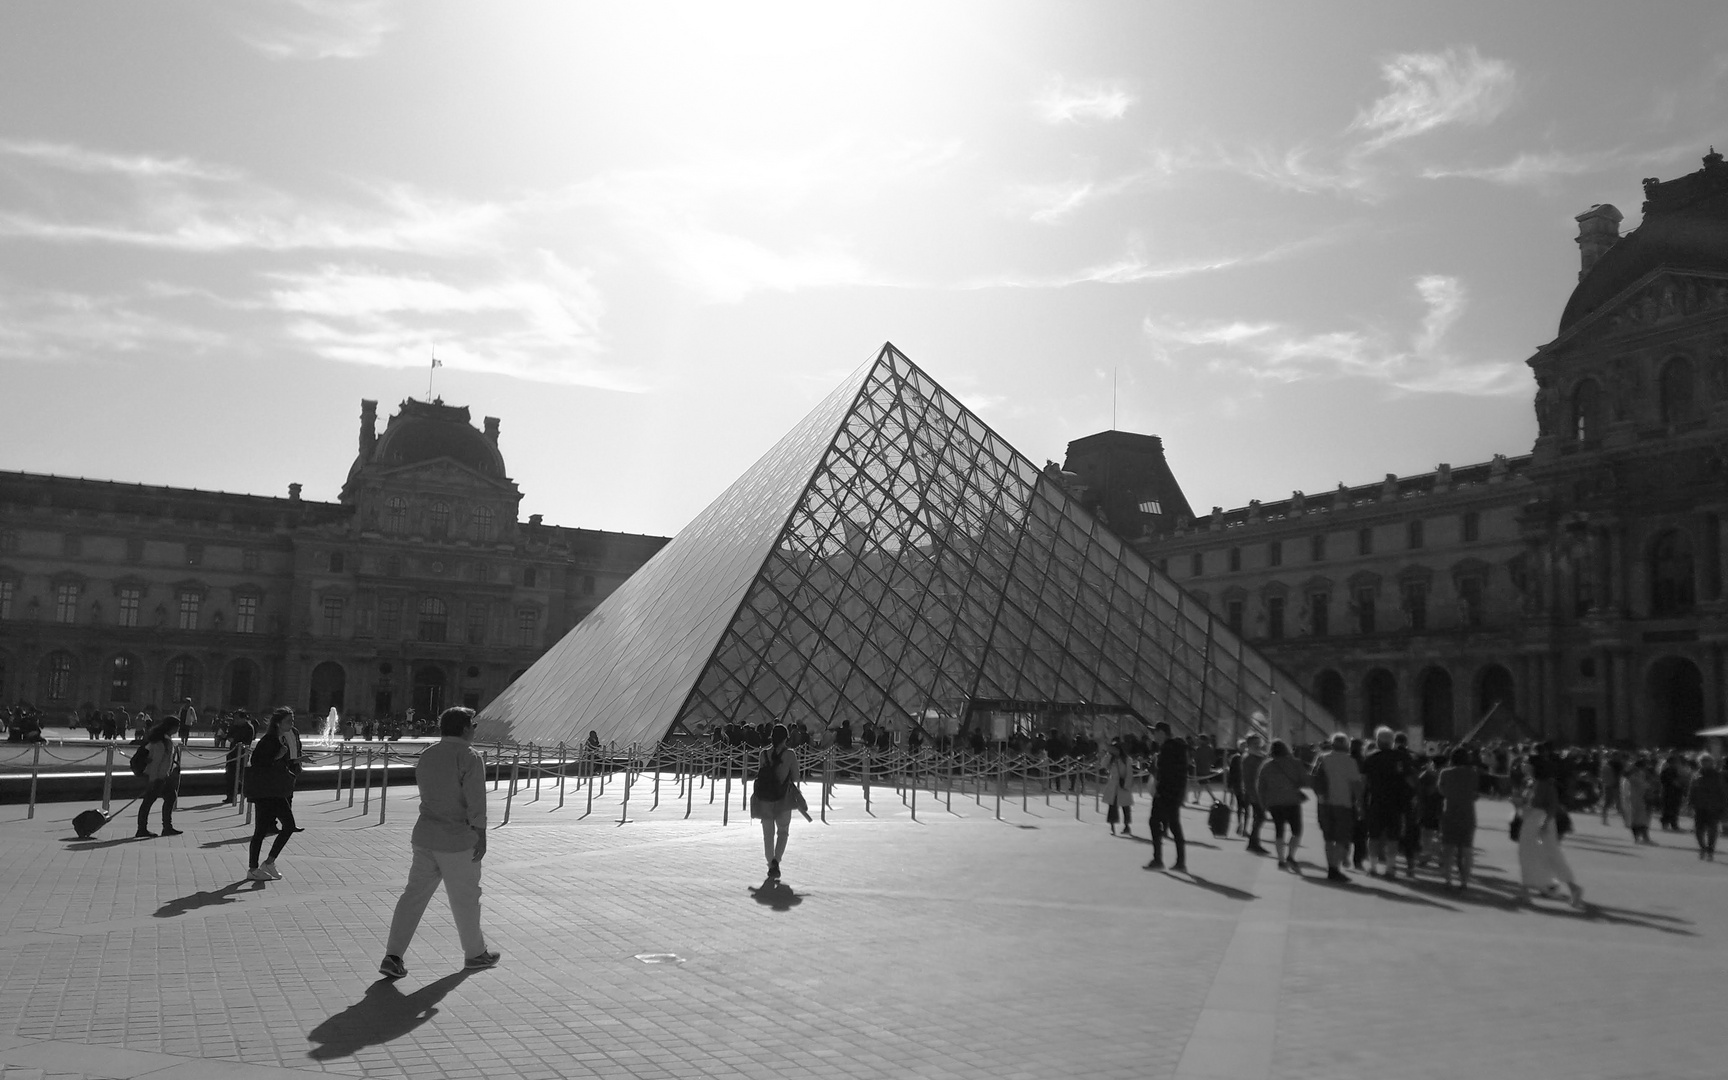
753;749;790;803
129;743;152;778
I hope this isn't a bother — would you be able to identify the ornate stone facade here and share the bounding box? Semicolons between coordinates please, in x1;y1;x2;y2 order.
1085;155;1728;747
0;398;668;723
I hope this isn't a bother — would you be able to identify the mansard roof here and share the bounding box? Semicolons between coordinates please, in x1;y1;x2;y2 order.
369;399;507;479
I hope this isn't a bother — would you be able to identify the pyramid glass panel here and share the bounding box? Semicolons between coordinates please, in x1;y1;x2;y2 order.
478;344;1337;749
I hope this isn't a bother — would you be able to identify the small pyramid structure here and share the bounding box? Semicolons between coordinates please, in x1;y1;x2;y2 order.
477;344;1335;748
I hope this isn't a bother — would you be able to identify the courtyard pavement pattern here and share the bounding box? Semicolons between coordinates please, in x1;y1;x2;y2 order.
0;766;1723;1080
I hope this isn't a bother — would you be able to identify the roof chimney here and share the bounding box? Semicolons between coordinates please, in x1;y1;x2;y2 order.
359;399;378;463
483;416;500;446
288;483;302;502
1574;203;1623;280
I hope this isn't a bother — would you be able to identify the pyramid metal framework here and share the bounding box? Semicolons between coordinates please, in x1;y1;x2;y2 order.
477;344;1336;749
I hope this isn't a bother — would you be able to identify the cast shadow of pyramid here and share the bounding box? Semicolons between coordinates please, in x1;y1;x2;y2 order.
478;343;1333;747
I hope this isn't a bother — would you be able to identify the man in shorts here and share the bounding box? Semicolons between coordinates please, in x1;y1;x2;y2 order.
1312;733;1363;883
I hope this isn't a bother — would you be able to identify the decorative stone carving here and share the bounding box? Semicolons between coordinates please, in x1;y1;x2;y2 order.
1535;377;1558;436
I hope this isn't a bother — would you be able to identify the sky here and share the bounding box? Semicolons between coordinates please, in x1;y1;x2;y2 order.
2;1;1727;537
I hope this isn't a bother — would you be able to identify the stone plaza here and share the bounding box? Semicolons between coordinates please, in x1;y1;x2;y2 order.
1;766;1722;1080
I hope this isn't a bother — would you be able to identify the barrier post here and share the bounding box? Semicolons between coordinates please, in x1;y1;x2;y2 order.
686;749;695;818
26;743;41;819
652;756;661;811
722;761;731;827
995;760;1004;821
863;749;871;813
102;743;115;813
242;747;253;825
584;754;595;817
619;761;631;825
558;743;568;809
378;748;389;824
910;760;918;821
335;745;345;801
822;755;831;824
1022;761;1028;813
503;753;518;826
363;749;372;814
533;744;543;801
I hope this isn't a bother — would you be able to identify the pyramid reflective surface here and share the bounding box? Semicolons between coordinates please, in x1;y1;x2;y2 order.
478;344;1334;748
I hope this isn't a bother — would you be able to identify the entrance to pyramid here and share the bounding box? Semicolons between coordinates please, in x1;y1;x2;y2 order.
960;698;1148;746
478;343;1337;750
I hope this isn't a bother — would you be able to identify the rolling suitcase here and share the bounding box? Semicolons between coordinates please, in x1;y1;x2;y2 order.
1207;799;1231;838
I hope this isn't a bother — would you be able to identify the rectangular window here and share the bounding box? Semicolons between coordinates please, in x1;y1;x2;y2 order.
1266;596;1285;640
1268;540;1282;568
185;543;204;566
524;567;538;588
1311;593;1329;637
1462;511;1480;543
467;605;487;645
178;591;200;630
1404;582;1427;631
1226;599;1244;636
243;548;260;571
235;595;258;634
1190;552;1203;577
55;583;80;624
378;598;401;638
118;587;141;628
1357;528;1374;556
1462;577;1486;627
1310;534;1325;562
517;609;539;647
1407;520;1424;549
0;579;14;620
1228;547;1241;572
322;597;344;636
1355;587;1377;634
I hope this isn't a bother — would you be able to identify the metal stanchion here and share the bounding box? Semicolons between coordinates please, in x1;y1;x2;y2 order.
619;761;631;825
242;747;253;825
363;749;373;813
378;748;388;824
996;760;1004;820
722;758;731;826
652;755;661;811
863;749;871;813
686;748;696;818
102;743;115;813
558;743;568;809
585;752;595;817
533;743;543;801
503;753;519;825
26;743;41;819
335;745;345;801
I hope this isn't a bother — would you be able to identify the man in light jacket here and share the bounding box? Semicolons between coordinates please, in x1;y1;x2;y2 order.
379;707;499;977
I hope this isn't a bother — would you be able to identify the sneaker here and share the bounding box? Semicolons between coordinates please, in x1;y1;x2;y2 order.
134;830;156;839
465;950;501;970
1144;858;1164;870
260;860;283;880
1245;842;1268;855
1171;861;1187;873
1276;858;1287;869
1327;868;1350;883
247;867;272;882
379;955;408;979
768;859;781;880
161;827;184;837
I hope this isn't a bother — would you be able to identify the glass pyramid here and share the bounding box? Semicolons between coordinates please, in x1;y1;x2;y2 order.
477;344;1336;748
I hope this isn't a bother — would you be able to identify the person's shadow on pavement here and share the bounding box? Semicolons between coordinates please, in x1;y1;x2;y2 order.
748;880;804;911
306;971;473;1060
153;880;260;918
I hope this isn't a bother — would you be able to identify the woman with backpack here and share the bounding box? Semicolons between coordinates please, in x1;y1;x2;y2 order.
135;716;183;838
749;723;803;881
246;707;304;881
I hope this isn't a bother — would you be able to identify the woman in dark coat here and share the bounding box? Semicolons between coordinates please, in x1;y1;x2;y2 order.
246;707;303;881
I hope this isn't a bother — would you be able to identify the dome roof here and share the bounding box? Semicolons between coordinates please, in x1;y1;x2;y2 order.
1560;152;1728;332
370;399;506;478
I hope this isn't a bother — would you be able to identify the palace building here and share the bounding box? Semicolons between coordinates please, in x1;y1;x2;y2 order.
1073;154;1728;747
0;398;668;723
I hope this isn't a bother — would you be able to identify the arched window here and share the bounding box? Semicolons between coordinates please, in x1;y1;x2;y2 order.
109;655;136;703
418;596;448;642
472;505;494;541
429;501;450;539
1659;357;1699;425
1651;529;1696;616
44;651;75;702
1571;378;1601;442
385;496;408;534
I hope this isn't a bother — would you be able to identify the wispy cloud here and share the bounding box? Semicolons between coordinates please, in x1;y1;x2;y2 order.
1420;142;1700;189
1013;171;1150;224
0;288;232;363
971;235;1324;290
232;0;400;61
263;254;638;389
0;140;240;181
1035;77;1134;124
1143;274;1523;395
0;140;507;254
1350;46;1516;151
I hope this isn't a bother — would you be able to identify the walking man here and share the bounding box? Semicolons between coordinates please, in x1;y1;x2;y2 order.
379;707;499;978
1144;722;1189;873
1312;733;1363;883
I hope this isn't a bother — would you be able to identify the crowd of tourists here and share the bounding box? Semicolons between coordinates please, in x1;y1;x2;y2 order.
1093;725;1727;903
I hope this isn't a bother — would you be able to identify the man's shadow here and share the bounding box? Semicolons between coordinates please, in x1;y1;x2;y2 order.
748;880;804;911
306;971;473;1060
154;880;261;918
